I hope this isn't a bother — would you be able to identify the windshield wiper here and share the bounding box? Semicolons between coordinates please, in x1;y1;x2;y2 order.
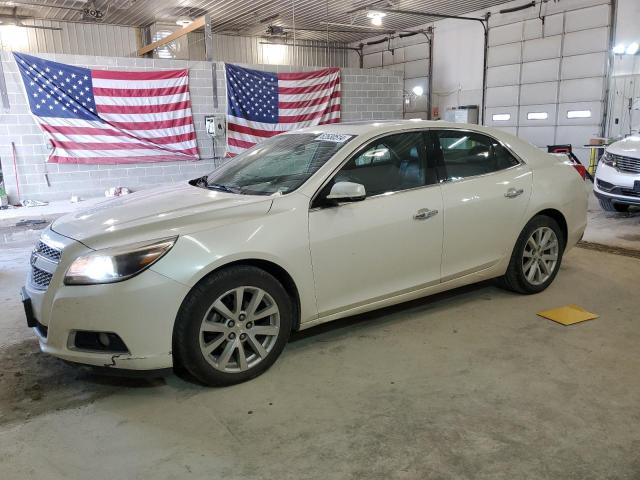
207;183;240;194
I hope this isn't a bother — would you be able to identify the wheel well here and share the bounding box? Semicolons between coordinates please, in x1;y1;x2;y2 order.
535;209;568;247
206;259;302;332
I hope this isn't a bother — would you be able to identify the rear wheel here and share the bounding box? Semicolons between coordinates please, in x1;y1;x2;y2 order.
173;266;292;386
499;215;564;294
599;197;629;213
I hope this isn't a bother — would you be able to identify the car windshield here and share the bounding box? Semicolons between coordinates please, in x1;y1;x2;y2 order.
203;133;354;195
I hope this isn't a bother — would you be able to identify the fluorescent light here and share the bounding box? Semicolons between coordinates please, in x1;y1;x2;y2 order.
412;86;424;96
492;113;511;121
567;110;592;119
367;10;386;26
176;17;193;27
612;43;626;54
448;136;468;149
263;43;286;64
527;112;548;120
626;42;639;55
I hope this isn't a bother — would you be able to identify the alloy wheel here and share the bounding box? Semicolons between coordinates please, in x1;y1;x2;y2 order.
522;226;559;286
199;286;280;373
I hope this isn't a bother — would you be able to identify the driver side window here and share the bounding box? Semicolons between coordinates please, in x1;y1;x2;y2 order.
333;132;429;197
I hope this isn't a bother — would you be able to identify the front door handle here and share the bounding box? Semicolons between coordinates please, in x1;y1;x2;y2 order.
504;188;524;199
414;208;438;220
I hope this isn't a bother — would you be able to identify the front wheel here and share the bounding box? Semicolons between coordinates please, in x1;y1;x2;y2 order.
173;266;292;386
499;215;564;294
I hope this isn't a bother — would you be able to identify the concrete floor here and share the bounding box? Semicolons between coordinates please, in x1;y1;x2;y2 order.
1;222;639;479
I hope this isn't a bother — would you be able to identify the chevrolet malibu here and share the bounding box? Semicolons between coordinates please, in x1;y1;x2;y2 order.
22;120;588;386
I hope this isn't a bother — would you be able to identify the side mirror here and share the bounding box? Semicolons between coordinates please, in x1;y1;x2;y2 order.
326;181;366;202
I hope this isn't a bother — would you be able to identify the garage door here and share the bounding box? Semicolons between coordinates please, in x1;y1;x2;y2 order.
484;1;611;164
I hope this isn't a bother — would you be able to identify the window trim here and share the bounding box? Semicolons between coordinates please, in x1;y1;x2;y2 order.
309;128;436;209
430;128;525;184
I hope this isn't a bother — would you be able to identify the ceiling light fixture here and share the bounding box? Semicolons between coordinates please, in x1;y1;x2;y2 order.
612;43;626;54
412;86;424;96
176;17;193;28
367;10;386;26
626;42;639;55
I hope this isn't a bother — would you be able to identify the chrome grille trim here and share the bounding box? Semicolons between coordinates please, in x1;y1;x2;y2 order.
31;266;53;290
612;154;640;174
29;239;62;290
36;240;62;262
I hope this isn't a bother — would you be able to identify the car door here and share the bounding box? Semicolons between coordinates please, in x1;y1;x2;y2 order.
432;129;533;281
308;131;443;318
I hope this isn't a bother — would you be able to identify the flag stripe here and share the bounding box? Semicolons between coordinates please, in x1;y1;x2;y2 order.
95;100;191;114
279;91;340;109
91;69;188;80
91;76;189;90
92;84;190;98
277;68;339;81
279;77;340;95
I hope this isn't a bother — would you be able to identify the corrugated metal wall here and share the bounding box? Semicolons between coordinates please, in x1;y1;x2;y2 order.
0;20;139;57
0;19;349;67
187;32;350;67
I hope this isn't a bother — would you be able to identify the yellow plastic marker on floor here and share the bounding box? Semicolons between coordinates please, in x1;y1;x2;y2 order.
537;304;599;326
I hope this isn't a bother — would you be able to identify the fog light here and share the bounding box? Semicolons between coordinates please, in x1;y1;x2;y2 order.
98;332;110;347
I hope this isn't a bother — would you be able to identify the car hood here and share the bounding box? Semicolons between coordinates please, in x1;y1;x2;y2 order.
52;183;273;249
607;135;640;159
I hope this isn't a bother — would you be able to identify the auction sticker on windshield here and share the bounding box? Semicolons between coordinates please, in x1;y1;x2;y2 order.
315;133;353;143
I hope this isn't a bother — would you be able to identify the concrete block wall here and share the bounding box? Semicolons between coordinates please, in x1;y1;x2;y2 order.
0;52;402;202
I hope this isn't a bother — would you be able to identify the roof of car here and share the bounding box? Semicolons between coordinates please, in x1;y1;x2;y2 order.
292;119;502;137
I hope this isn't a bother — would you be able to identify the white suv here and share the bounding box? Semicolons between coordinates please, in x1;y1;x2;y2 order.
594;135;640;212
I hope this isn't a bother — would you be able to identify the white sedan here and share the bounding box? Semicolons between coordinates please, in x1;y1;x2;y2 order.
22;121;588;385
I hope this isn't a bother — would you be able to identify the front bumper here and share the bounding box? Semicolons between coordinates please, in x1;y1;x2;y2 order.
594;163;640;206
25;229;190;370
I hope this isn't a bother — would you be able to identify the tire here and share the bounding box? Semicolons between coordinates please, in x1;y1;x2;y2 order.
499;215;565;294
598;197;629;213
173;266;292;386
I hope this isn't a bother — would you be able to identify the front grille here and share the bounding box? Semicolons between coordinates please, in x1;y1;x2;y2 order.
36;241;61;262
596;179;614;191
620;188;640;198
612;154;640;174
31;266;53;289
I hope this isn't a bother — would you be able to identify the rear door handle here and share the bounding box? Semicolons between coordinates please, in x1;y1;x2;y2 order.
504;188;524;199
413;208;438;220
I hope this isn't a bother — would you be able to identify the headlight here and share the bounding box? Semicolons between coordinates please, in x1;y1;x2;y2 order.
599;151;617;168
64;237;177;285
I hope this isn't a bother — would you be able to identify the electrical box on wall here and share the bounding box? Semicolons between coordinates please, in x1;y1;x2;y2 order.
205;115;226;138
444;105;479;124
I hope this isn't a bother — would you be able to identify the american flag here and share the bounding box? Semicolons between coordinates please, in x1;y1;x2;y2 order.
226;63;340;156
14;52;199;164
